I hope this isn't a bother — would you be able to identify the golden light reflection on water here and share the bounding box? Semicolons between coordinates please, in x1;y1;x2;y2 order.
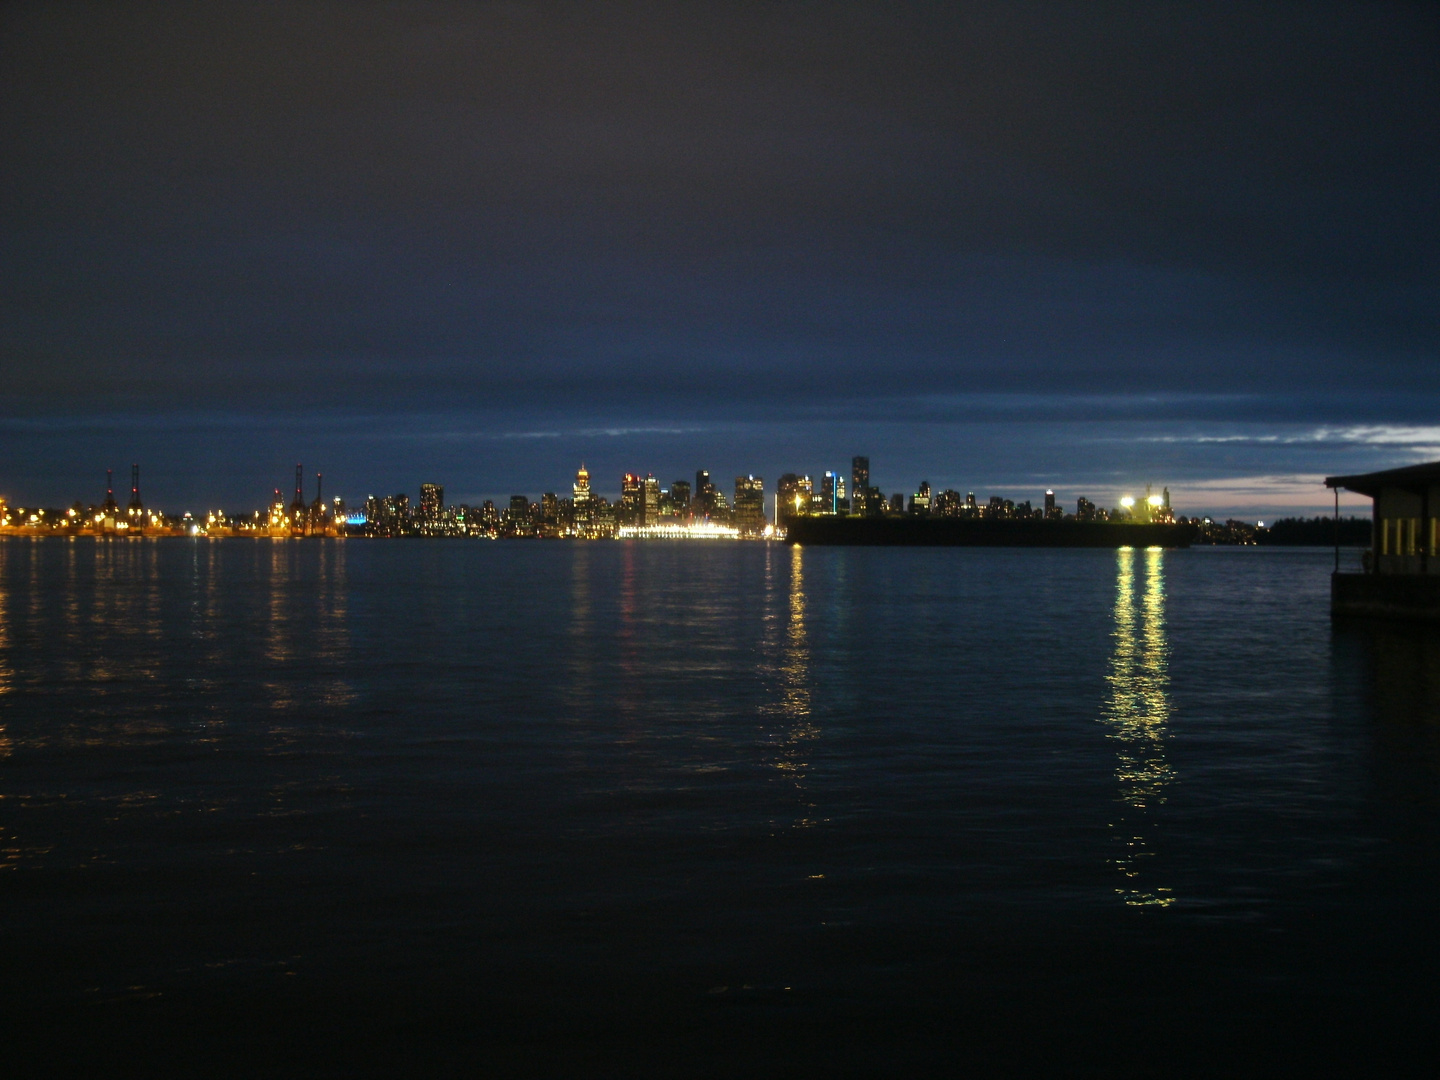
0;544;11;703
1102;546;1175;906
772;544;820;828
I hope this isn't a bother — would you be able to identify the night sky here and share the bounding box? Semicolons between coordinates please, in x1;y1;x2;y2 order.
3;2;1435;516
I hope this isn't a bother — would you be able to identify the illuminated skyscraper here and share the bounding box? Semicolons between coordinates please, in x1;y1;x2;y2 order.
620;473;643;525
910;481;932;515
820;471;837;515
734;475;765;535
694;469;716;517
573;464;593;536
669;480;691;517
851;457;869;516
419;483;444;526
642;475;659;524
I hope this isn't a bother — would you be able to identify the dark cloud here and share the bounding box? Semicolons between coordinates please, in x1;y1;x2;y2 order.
1;2;1436;506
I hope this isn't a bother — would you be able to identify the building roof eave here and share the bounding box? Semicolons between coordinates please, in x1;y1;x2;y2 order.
1325;460;1440;497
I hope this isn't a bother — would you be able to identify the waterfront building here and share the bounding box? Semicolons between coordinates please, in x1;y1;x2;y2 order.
1044;490;1058;519
643;475;659;525
1077;496;1096;521
1327;461;1440;620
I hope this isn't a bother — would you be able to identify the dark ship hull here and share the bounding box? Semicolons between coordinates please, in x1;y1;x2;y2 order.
784;517;1197;548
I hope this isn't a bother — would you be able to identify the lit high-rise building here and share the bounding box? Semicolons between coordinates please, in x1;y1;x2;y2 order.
851;457;869;516
911;481;931;516
669;480;691;517
733;475;765;535
419;483;444;525
642;475;659;525
820;471;837;515
694;469;716;518
573;464;593;535
620;473;643;525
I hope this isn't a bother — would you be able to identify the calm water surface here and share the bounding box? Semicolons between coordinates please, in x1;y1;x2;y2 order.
1;538;1437;1075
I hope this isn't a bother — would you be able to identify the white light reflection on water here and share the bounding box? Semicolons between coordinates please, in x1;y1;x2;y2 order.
1102;546;1175;907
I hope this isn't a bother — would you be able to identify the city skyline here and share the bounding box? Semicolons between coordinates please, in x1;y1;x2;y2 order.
2;451;1361;541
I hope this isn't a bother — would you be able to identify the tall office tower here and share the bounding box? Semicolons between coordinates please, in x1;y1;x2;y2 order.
911;481;932;515
695;469;714;517
507;495;531;534
540;492;559;528
733;475;765;535
820;472;836;515
642;475;659;525
127;463;144;521
480;500;499;529
419;483;444;525
573;464;593;535
851;457;869;516
965;492;978;517
620;473;643;525
710;489;730;521
889;492;905;514
669;480;691;516
1044;490;1057;519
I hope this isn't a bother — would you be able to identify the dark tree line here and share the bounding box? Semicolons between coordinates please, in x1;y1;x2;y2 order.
1255;516;1371;546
